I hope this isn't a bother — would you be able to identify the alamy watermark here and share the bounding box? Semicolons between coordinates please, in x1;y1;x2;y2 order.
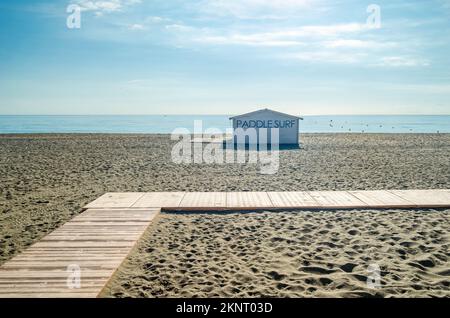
65;3;381;31
66;4;81;29
171;121;280;175
366;263;381;289
366;4;381;29
66;264;81;289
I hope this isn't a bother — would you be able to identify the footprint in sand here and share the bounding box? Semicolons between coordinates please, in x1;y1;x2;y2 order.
340;263;357;273
300;266;336;275
266;271;286;281
416;259;435;268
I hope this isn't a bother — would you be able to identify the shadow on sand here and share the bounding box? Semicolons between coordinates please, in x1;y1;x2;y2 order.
221;142;302;151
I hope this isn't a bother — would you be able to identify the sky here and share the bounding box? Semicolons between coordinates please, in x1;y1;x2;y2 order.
0;0;449;115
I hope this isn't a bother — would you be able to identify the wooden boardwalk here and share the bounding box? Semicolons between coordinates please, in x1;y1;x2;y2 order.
0;208;160;298
1;189;449;298
85;189;450;210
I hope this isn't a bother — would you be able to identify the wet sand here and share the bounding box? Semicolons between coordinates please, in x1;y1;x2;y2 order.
0;133;449;297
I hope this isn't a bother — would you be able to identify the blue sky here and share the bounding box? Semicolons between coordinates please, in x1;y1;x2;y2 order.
0;0;449;115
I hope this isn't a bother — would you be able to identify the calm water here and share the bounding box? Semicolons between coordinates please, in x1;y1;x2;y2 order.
0;115;448;134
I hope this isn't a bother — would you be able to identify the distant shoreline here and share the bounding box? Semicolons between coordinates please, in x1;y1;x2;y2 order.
0;114;449;134
1;114;449;116
1;132;449;136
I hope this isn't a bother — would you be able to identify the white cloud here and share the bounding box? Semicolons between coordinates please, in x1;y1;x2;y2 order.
199;0;315;18
163;20;429;67
128;23;145;30
165;24;194;32
74;0;141;14
189;23;368;47
244;23;368;39
286;51;368;64
376;56;430;67
296;23;368;37
146;16;172;24
283;52;429;67
208;0;313;9
392;83;450;93
323;39;396;49
68;1;430;69
439;0;450;9
195;35;303;47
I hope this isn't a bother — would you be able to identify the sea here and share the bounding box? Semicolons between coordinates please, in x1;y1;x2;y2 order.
0;115;448;134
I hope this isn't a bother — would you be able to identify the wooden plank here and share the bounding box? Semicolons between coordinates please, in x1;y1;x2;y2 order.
0;277;107;283
77;209;156;214
11;258;125;263
2;260;122;265
0;285;102;292
268;192;318;208
32;242;136;248
389;189;450;207
84;193;145;208
226;192;273;209
56;226;148;230
10;258;125;263
69;218;152;222
0;286;101;291
1;265;121;270
76;209;159;216
0;282;105;287
132;192;185;208
0;293;99;298
61;214;150;220
308;191;368;208
179;192;226;209
0;271;113;278
43;235;141;238
20;249;131;253
349;190;416;208
50;230;145;233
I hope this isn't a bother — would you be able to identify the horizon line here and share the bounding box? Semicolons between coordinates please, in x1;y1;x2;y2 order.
1;113;450;116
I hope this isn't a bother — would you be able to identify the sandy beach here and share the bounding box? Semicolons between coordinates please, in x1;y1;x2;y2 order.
1;133;449;297
101;209;449;298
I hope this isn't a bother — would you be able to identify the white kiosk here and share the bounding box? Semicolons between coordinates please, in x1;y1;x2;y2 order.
230;108;302;145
